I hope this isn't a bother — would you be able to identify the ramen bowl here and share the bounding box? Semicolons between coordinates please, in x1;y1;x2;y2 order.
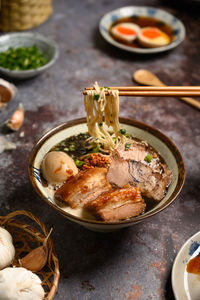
28;118;185;232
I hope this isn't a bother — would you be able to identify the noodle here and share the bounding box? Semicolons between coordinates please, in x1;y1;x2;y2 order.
84;82;125;151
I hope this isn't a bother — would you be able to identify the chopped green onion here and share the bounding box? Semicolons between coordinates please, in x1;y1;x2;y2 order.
125;143;131;151
69;145;76;151
119;129;126;135
104;86;110;90
144;154;152;163
93;94;100;101
86;155;90;160
92;147;99;153
75;160;85;168
0;46;48;71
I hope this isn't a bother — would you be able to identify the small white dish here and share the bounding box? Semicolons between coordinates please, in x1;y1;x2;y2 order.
172;231;200;300
99;6;185;54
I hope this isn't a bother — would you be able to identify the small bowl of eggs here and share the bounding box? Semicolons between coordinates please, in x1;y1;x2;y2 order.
99;6;185;54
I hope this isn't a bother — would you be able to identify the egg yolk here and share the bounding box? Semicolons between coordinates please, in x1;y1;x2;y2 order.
117;26;136;35
142;28;162;39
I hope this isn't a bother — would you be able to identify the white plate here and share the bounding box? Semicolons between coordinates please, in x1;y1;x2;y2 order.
172;231;200;300
99;6;185;54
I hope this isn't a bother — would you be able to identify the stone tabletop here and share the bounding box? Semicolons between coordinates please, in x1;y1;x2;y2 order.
0;0;200;299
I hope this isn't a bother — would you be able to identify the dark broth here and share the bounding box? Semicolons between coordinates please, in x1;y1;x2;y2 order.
109;16;175;48
51;133;91;161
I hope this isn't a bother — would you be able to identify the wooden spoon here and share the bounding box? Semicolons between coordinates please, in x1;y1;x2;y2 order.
133;69;200;110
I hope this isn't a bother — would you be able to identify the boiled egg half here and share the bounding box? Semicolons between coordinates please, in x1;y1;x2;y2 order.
111;22;140;43
41;151;78;184
138;27;170;48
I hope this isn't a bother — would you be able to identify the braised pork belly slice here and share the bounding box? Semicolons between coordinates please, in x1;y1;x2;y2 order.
114;141;162;172
128;160;171;201
115;141;149;162
87;186;146;222
54;167;112;208
107;153;171;201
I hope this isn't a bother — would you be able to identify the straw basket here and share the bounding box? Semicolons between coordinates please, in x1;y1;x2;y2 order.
0;210;60;300
0;0;53;32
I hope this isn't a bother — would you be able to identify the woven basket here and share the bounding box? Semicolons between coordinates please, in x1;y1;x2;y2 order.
0;210;60;300
0;0;53;32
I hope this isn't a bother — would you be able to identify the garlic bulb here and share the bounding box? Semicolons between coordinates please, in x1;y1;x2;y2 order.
0;227;15;270
0;267;45;300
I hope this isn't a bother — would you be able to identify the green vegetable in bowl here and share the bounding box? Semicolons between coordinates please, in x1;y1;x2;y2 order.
0;46;48;71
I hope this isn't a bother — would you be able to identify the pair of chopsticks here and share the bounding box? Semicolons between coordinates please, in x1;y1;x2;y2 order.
84;86;200;97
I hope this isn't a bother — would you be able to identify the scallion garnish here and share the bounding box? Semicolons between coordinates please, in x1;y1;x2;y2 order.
144;154;152;163
125;143;131;151
119;129;126;135
75;160;85;168
93;94;100;101
0;46;48;70
69;145;76;151
92;147;99;153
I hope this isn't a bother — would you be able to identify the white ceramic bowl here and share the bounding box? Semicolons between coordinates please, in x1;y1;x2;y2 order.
0;32;59;79
28;118;185;232
99;6;185;54
172;231;200;300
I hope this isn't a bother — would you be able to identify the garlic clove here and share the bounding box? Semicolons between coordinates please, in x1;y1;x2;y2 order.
19;228;52;272
6;103;24;131
19;245;47;272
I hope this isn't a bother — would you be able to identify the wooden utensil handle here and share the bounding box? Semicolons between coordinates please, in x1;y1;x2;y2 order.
179;97;200;110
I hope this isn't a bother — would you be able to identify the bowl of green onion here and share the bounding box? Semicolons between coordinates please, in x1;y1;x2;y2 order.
0;32;59;79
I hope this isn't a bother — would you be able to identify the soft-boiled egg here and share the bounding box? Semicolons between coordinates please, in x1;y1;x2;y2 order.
138;27;170;48
41;151;78;184
111;23;140;43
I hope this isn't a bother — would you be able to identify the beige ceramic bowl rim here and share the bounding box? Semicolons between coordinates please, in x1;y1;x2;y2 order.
28;117;185;226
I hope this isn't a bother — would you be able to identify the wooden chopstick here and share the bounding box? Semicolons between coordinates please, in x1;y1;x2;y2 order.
85;86;200;91
83;86;200;97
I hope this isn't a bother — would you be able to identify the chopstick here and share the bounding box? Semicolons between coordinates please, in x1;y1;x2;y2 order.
84;86;200;97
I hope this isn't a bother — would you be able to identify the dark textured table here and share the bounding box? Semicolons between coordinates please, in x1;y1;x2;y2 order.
0;0;200;299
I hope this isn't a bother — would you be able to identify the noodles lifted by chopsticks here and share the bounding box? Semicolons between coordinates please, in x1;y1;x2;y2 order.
84;82;125;151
